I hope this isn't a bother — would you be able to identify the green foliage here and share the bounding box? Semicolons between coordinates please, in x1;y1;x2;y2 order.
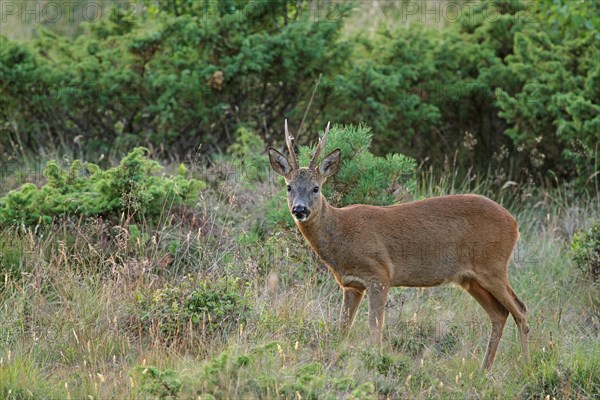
538;0;600;40
571;223;600;280
280;361;326;399
226;127;270;184
361;351;409;377
0;0;351;156
323;0;599;187
496;27;599;183
324;1;530;172
324;27;441;156
267;124;416;227
194;344;331;399
0;148;205;227
333;376;357;391
133;365;182;399
199;349;254;396
136;276;251;340
1;0;597;189
312;124;416;206
350;381;376;400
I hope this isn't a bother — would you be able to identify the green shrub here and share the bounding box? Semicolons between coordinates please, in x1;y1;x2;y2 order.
196;344;327;398
333;376;357;391
324;1;531;175
225;127;270;185
267;124;416;227
350;381;376;400
571;223;600;280
133;365;182;399
495;26;599;184
0;1;351;156
361;351;409;377
0;147;205;227
323;0;599;187
137;276;252;340
199;350;253;396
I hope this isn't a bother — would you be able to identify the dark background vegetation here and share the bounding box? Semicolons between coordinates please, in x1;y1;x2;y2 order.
1;0;598;188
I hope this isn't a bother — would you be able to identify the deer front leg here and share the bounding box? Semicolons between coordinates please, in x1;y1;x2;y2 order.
367;282;389;347
340;287;365;338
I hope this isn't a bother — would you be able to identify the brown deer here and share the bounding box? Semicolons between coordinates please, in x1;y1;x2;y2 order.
268;120;530;370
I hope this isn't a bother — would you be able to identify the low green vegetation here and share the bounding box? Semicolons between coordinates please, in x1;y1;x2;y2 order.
136;275;252;343
571;223;600;280
0;147;205;226
133;365;183;399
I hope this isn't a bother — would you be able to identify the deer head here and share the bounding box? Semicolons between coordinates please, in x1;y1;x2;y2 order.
268;120;340;222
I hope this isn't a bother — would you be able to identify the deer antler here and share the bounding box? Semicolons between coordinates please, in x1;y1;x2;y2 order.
285;119;299;170
309;121;331;170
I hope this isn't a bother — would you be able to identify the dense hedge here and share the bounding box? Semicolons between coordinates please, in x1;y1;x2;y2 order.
1;0;598;187
0;0;351;156
324;0;599;185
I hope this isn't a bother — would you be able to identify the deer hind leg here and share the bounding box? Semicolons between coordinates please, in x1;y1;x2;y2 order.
461;278;509;370
507;286;531;363
340;287;365;338
367;282;389;347
479;279;531;365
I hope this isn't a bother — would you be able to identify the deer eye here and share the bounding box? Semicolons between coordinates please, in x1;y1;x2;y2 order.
287;185;291;192
313;186;319;193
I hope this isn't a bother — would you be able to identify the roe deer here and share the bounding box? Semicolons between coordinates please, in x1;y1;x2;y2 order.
268;120;530;370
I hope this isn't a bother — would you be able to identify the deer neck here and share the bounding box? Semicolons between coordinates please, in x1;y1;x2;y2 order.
296;196;340;270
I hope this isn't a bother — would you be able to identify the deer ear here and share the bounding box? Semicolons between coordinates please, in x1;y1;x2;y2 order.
318;148;341;178
269;147;293;176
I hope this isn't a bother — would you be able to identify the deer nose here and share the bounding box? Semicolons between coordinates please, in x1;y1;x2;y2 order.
292;205;308;219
